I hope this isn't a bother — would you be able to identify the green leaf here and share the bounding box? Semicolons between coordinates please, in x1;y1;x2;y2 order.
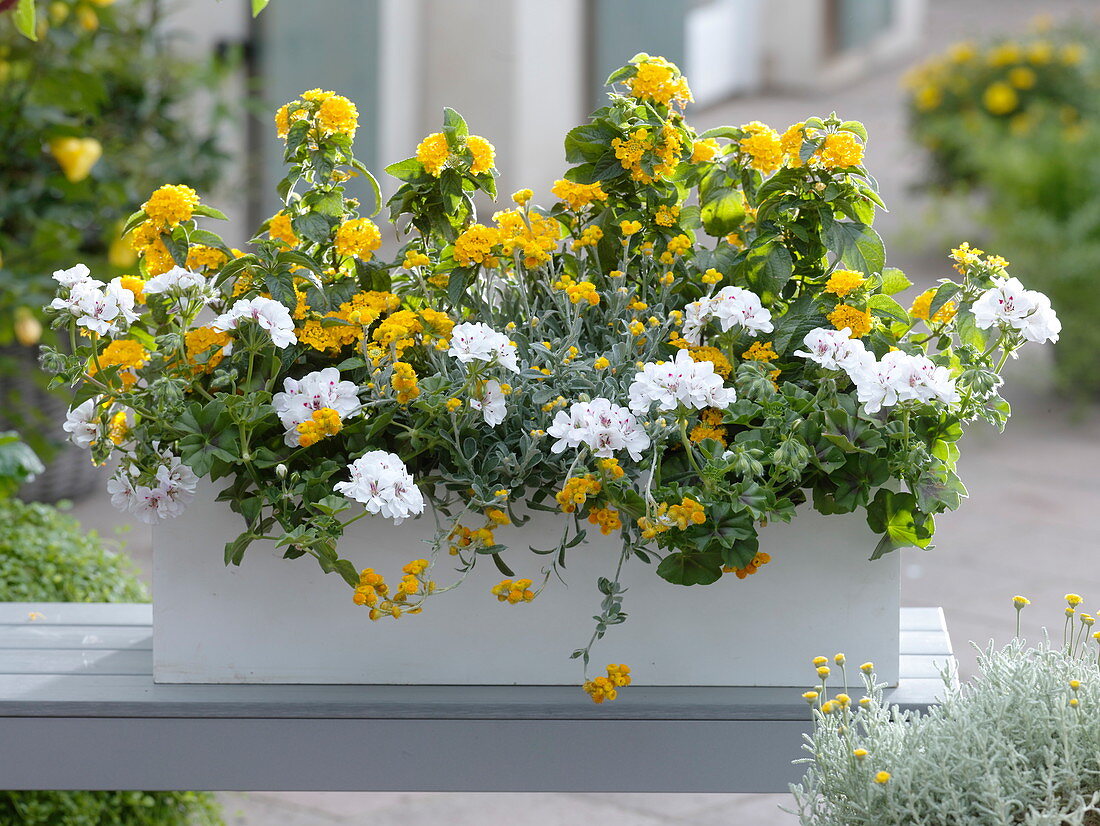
564;123;618;164
745;241;792;301
15;0;37;40
385;157;425;183
699;169;746;237
192;204;230;221
866;489;934;559
879;267;912;296
292;212;333;245
251;0;270;16
656;550;724;586
121;210;148;238
825;222;885;276
867;293;910;325
442;107;469;149
838;120;868;141
929;282;961;319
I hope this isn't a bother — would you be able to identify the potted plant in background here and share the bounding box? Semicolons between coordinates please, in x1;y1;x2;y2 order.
0;0;230;501
43;57;1059;695
792;596;1100;825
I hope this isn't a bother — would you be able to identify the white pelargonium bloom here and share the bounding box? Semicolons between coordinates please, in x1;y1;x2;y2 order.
213;296;298;349
628;349;738;413
794;327;876;373
272;367;361;446
62;397;102;448
848;350;960;414
470;379;507;427
50;277;138;336
52;263;95;288
972;277;1061;344
447;322;520;373
334;450;425;524
547;398;651;460
109;454;198;525
681;286;773;345
143;265;216;306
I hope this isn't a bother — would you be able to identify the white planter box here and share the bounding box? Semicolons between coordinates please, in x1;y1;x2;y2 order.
153;483;899;686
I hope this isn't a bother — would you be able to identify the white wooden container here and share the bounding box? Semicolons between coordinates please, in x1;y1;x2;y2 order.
153;483;900;686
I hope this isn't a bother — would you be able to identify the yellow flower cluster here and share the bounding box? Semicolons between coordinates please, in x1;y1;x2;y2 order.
184;326;231;374
742;341;778;363
701;268;723;286
295;290;402;354
556;475;601;514
494;209;560;268
91;339;149;388
454;224;502;268
512;188;533;206
724;550;772;580
491;578;535;604
268;211;299;247
654;204;681;227
334;218;382;260
612;124;684;184
739;121;784;174
142;184;200;228
571;226;604;250
827;304;873;338
185;245;227;272
685;345;732;378
128;221;174;277
587;507;622;535
909;289;958;324
816;132;865;169
416;132;450;176
117;275;146;302
583;664;632;704
353;560;434;619
108;410;129;446
824;269;866;297
689;409;727;446
690;138;719;164
296;407;343;447
597;457;625;479
316;94;359;137
624;56;692;107
637;497;706;539
620;220;642;236
390;361;420;404
467;135;495;174
403;250;431;269
551;273;600;307
551;179;608;212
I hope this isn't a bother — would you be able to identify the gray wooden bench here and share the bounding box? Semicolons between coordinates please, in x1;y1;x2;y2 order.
0;603;954;793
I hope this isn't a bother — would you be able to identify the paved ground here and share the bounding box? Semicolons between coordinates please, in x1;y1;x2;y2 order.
62;1;1100;823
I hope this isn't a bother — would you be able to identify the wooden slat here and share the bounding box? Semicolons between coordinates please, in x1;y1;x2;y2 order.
0;648;151;676
0;603;151;626
900;606;948;631
0;625;152;651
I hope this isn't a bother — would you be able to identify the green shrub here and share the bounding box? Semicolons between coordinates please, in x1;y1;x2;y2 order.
972;121;1100;397
0;436;223;825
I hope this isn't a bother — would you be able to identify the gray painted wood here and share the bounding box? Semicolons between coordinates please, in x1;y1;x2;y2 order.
0;605;955;792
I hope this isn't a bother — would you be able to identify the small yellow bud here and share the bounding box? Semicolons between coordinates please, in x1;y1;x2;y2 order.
1070;697;1080;708
1069;680;1081;691
834;653;846;665
835;693;851;707
859;697;872;707
853;748;868;760
860;662;874;673
817;666;830;679
1066;594;1084;607
812;656;828;667
874;771;891;784
1013;595;1030;608
820;701;836;714
802;691;819;703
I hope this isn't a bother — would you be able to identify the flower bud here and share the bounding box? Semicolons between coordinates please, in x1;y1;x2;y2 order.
276;463;288;480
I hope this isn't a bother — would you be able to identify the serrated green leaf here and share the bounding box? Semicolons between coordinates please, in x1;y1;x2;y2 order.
879;267;912;296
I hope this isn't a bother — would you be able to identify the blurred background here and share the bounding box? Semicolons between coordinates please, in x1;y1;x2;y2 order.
2;0;1100;823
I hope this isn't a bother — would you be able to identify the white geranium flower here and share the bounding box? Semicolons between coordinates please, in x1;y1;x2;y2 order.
213;296;297;349
470;379;507;427
143;266;215;308
334;450;425;524
794;327;875;373
107;469;138;513
548;398;651;461
849;351;959;414
51;279;135;336
628;349;737;413
52;263;94;288
681;286;772;345
972;277;1061;344
448;322;520;373
62;397;101;448
272;367;361;446
119;454;198;525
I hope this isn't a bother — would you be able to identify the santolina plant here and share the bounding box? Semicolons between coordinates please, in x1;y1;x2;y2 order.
793;596;1100;825
43;56;1059;695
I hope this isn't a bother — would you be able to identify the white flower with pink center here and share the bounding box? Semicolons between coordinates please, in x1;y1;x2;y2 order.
272;367;361;446
628;349;737;413
334;450;424;524
794;327;875;373
447;322;520;373
470;379;507;427
681;286;773;345
213;296;297;348
548;398;651;460
972;277;1060;344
